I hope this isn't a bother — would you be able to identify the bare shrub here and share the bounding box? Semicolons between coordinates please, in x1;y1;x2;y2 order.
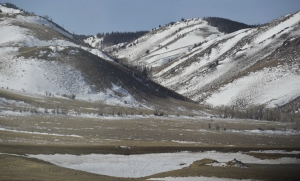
215;103;299;122
154;109;164;116
62;93;76;99
117;111;122;116
215;124;220;131
71;94;76;99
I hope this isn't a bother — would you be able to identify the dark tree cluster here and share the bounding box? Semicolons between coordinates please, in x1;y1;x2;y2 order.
203;17;258;34
75;34;92;41
165;21;180;27
2;3;19;9
116;59;153;79
96;31;149;47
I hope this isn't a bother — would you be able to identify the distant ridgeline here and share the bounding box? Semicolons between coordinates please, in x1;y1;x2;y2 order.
97;31;149;47
1;2;19;9
203;17;258;34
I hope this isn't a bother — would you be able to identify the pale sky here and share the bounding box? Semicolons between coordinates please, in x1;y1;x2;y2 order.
1;0;300;35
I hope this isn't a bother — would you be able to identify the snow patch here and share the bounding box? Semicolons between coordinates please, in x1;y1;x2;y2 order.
28;151;300;178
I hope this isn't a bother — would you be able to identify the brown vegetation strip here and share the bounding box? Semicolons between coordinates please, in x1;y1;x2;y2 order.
145;163;300;181
1;144;300;155
246;153;300;160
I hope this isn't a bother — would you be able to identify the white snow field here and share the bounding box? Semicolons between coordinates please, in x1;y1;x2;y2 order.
28;151;300;178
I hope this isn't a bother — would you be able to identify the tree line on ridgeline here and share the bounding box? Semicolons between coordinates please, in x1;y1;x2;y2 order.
96;31;149;47
203;17;259;34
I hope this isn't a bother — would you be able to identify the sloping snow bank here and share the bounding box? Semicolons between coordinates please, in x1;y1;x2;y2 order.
0;56;136;106
206;65;300;108
28;151;300;178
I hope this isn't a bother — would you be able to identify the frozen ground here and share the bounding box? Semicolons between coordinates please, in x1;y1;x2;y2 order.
147;177;258;181
28;151;300;178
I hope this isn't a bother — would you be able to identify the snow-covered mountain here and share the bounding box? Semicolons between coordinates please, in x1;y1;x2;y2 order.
111;18;223;68
3;2;299;110
109;12;300;109
0;4;191;108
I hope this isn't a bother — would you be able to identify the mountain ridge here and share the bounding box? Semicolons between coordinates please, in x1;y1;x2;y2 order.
99;10;300;110
0;4;196;111
1;3;300;112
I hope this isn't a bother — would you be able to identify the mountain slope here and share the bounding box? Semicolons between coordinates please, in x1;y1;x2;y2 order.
0;4;194;109
112;18;223;68
104;11;300;109
152;11;300;108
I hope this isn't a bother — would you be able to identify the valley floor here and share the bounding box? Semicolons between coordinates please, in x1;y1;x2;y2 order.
0;89;299;180
0;112;300;180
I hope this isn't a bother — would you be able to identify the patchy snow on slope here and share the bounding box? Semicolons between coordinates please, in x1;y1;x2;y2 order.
143;24;222;67
152;10;300;107
0;53;136;106
28;151;300;178
156;28;252;78
158;29;253;91
254;12;300;44
85;48;114;61
84;35;103;48
0;16;76;47
0;14;113;62
206;65;300;107
16;15;75;40
0;22;27;45
116;19;206;62
0;4;22;14
152;23;220;54
116;20;223;68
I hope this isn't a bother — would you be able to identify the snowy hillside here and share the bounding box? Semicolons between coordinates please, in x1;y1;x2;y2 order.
133;11;300;108
0;7;130;105
0;3;22;14
99;11;300;109
0;5;191;108
112;18;223;68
